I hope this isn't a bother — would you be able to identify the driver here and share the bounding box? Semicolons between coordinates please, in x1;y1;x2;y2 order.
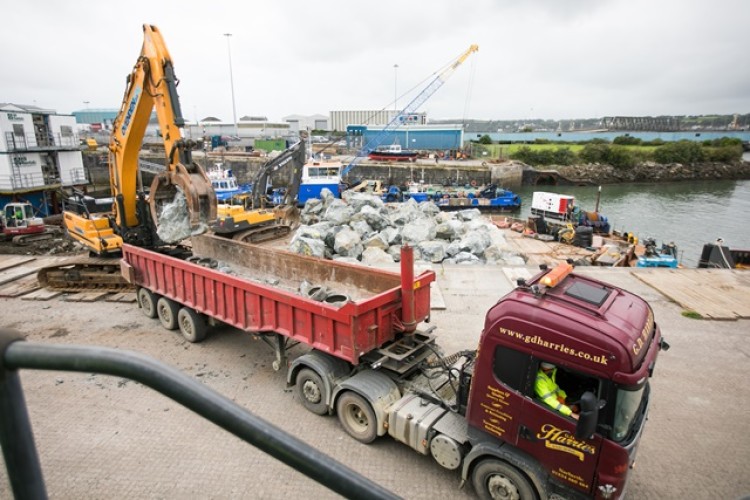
535;362;579;420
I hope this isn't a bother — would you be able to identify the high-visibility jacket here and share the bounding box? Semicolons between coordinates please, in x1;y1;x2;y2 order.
535;368;572;416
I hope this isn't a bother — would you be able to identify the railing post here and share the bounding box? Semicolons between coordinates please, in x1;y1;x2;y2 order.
0;330;47;500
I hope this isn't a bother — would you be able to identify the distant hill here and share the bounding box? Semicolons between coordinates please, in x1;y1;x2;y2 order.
430;114;750;133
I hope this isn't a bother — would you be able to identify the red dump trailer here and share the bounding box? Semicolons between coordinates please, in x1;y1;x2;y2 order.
120;233;435;368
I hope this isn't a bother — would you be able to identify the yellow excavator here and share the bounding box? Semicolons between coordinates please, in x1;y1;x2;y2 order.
40;25;216;290
211;136;306;243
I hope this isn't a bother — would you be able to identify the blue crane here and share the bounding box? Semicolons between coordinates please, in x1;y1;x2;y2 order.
341;44;479;177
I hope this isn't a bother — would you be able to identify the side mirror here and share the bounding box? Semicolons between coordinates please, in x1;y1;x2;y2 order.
575;391;598;439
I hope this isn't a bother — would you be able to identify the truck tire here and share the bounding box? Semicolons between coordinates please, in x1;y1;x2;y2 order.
137;288;158;319
471;459;537;500
156;297;180;330
296;368;328;415
177;307;208;343
336;391;377;444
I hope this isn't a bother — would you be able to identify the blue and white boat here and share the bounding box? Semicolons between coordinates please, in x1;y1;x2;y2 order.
207;164;251;203
298;158;346;205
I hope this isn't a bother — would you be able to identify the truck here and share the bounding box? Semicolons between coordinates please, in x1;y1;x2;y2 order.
120;233;668;500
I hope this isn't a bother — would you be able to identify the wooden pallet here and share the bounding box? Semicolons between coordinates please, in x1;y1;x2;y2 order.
634;269;750;320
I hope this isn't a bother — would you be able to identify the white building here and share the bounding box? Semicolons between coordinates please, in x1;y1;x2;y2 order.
186;115;291;140
283;114;329;133
329;110;426;133
0;103;87;214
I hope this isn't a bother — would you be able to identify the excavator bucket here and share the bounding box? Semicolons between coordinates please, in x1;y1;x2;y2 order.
149;162;217;240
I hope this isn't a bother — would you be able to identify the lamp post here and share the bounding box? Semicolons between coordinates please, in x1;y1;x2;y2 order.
223;33;239;138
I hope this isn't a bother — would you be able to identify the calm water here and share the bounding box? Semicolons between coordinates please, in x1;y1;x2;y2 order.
515;179;750;267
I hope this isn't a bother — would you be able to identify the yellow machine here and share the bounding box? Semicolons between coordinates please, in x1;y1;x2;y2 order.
63;25;215;256
210;138;306;243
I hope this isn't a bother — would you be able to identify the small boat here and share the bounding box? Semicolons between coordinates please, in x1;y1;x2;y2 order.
298;158;346;205
207;164;252;203
698;240;750;269
368;144;418;162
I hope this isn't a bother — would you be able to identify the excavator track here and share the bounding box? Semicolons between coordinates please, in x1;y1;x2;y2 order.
37;256;133;292
231;224;292;244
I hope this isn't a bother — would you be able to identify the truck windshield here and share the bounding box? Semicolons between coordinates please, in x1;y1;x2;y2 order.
613;384;646;442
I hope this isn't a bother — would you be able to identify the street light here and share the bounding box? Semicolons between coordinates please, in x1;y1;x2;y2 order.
83;101;90;109
223;33;239;138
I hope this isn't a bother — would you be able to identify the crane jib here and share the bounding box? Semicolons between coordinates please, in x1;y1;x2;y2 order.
121;86;142;136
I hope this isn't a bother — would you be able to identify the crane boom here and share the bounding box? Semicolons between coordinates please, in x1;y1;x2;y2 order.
341;44;478;176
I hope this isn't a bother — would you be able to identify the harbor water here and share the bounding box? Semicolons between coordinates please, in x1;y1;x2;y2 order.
515;179;750;268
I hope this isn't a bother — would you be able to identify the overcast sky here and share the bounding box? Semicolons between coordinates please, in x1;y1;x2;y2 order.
2;0;748;123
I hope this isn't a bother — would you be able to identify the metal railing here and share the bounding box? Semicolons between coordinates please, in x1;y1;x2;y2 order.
3;132;81;152
0;329;398;500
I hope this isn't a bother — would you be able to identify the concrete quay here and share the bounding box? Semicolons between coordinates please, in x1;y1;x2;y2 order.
0;257;748;499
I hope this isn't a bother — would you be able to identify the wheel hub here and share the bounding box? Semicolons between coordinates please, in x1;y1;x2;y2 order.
302;380;321;403
487;475;520;500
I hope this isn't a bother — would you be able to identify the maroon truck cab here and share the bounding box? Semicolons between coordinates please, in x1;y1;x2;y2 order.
464;264;667;499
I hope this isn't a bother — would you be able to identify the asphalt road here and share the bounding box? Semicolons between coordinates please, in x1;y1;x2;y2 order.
0;264;748;499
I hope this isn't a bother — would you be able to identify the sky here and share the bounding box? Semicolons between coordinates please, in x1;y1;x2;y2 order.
1;0;748;124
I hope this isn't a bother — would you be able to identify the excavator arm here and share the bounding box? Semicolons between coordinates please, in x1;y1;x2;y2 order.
251;136;307;209
109;24;215;246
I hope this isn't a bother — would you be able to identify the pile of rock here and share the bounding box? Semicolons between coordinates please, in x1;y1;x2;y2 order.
288;189;526;266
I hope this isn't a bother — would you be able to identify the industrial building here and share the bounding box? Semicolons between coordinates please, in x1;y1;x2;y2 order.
347;123;464;151
0;103;86;215
283;114;329;133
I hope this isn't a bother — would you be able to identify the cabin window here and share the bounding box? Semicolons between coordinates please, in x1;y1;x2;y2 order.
492;346;532;393
531;359;602;415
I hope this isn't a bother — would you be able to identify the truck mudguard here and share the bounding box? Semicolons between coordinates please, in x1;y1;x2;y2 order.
332;370;401;438
288;351;352;412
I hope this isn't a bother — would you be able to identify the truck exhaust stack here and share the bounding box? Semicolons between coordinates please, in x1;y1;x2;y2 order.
400;244;417;335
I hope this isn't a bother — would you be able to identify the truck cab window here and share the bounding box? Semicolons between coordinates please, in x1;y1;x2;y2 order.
533;361;601;414
492;346;532;392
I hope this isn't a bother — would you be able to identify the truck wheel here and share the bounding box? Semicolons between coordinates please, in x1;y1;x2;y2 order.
137;288;158;319
471;459;536;500
156;297;180;330
296;368;328;415
177;307;207;343
336;391;377;444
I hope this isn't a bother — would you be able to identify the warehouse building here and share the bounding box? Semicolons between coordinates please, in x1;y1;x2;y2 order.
347;123;464;151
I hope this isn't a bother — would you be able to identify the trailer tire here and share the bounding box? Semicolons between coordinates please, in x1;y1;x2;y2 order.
296;368;328;415
336;391;377;444
177;307;208;343
137;288;158;319
156;297;180;330
471;459;537;500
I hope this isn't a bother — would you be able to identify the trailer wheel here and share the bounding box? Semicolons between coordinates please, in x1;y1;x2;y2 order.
296;368;328;415
177;307;207;343
336;391;377;444
137;288;158;319
471;459;537;500
156;297;180;330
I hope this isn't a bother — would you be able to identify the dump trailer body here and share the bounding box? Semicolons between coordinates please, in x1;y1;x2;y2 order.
120;235;435;364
